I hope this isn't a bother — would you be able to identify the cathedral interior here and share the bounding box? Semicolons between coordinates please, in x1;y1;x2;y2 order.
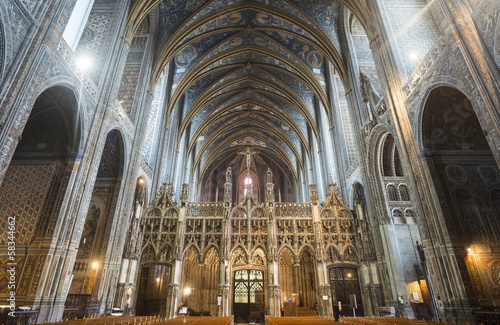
1;0;500;324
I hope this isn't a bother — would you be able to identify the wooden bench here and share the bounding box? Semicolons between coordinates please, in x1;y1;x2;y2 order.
37;315;160;325
339;316;453;325
266;316;336;325
158;316;233;325
33;315;234;325
265;316;455;325
296;308;318;317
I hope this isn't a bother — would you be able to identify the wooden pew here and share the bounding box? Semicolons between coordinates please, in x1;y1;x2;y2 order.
296;307;318;317
158;316;233;325
37;315;160;325
266;316;335;325
266;315;456;325
34;315;235;325
339;316;454;325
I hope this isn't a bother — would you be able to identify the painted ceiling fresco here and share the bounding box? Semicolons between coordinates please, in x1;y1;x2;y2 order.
150;0;343;189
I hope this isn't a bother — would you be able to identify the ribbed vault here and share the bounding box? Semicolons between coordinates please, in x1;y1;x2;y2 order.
124;0;371;198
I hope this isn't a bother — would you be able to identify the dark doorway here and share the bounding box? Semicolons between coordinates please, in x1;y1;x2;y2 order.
329;267;363;317
233;269;264;323
135;266;149;315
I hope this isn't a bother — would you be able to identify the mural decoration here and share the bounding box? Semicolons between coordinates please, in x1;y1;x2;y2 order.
75;11;114;81
118;23;149;118
0;164;57;245
97;130;122;178
174;44;199;70
0;256;23;294
228;137;270;149
78;204;101;259
5;1;30;70
14;89;74;154
289;0;340;48
168;4;331;91
423;87;490;151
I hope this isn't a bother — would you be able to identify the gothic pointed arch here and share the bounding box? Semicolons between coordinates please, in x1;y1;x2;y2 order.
421;86;500;308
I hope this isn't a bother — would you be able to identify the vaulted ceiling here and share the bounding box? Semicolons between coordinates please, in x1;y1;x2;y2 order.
125;0;374;191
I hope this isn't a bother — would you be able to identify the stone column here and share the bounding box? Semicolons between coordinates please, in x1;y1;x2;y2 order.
310;185;333;319
266;170;280;316
150;63;174;191
165;187;187;319
267;263;281;316
293;259;301;303
218;168;232;316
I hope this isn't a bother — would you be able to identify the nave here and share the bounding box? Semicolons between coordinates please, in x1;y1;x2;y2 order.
1;1;500;325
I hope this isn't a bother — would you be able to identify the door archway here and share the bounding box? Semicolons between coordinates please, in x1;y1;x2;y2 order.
421;86;500;309
231;248;266;323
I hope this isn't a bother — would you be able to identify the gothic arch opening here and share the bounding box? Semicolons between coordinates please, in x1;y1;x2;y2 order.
181;246;219;316
65;129;125;318
134;201;175;317
0;86;81;240
377;133;412;223
135;260;168;316
422;86;500;308
0;86;81;305
238;169;259;202
231;246;266;323
326;246;363;317
297;248;317;309
279;247;294;307
381;134;403;177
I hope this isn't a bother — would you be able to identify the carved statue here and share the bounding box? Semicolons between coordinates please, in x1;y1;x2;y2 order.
225;167;232;183
266;168;272;184
135;186;145;206
360;72;383;117
309;184;318;203
180;183;189;203
238;146;256;171
224;168;233;206
353;183;363;206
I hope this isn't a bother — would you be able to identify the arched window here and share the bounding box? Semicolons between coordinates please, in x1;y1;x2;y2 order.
399;184;410;201
244;176;252;196
387;184;398;201
381;134;404;177
392;209;404;220
404;209;416;220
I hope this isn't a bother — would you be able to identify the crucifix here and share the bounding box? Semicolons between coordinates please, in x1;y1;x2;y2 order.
239;146;256;171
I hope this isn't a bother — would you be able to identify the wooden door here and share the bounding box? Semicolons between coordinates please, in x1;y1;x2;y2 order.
233;269;265;323
329;267;364;317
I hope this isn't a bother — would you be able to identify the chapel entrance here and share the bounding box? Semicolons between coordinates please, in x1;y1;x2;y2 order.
233;269;265;323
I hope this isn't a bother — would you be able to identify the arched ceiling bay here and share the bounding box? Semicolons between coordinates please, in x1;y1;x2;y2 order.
124;0;374;192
